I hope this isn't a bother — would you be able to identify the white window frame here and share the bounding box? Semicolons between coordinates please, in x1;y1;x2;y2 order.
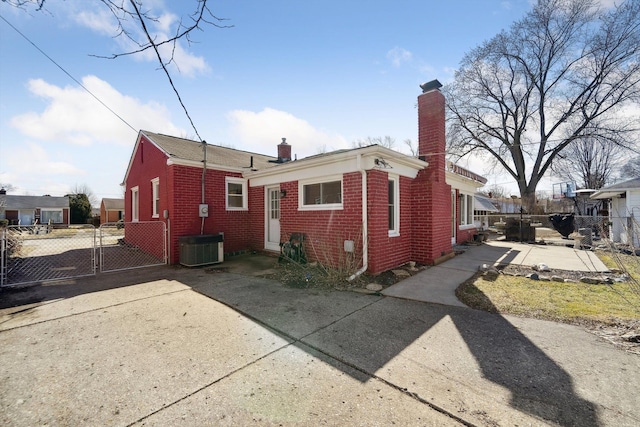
226;177;248;211
131;186;139;222
388;175;400;237
151;177;160;218
460;192;474;229
298;175;343;211
40;208;63;224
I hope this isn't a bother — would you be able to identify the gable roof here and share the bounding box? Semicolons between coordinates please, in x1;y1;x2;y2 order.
102;198;124;210
591;177;640;199
0;195;69;209
142;131;278;170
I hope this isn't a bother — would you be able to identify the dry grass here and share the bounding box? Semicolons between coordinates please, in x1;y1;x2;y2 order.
457;251;640;325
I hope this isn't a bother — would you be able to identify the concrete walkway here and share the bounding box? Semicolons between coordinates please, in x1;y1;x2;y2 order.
382;241;610;307
1;263;638;427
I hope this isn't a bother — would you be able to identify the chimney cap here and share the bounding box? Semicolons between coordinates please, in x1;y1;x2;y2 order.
280;137;288;145
420;79;443;93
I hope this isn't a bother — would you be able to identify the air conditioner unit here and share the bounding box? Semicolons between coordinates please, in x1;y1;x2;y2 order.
179;234;224;267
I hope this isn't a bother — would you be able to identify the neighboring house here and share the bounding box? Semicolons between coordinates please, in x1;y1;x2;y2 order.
121;80;486;274
474;194;499;230
591;177;640;247
100;198;125;224
0;189;70;225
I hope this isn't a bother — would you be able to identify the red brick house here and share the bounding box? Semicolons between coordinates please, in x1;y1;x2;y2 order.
121;80;485;275
99;198;124;224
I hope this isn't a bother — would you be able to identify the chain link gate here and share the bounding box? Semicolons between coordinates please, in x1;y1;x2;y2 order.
99;221;167;272
0;221;167;287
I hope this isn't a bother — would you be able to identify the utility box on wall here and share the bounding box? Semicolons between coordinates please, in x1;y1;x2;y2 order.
179;234;224;267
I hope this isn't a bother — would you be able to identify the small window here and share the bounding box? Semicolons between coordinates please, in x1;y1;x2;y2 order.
388;176;399;236
300;177;343;210
131;186;139;222
151;177;160;218
226;177;247;210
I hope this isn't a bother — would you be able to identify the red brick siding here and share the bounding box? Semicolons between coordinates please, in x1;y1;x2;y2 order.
167;166;253;262
366;171;412;274
278;172;364;270
123;135;170;258
247;185;265;250
412;88;453;264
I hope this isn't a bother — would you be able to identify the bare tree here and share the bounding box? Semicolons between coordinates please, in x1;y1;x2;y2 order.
404;139;418;157
352;136;396;150
445;0;640;212
5;0;230;141
620;156;640;180
0;183;16;193
551;137;623;189
71;184;98;208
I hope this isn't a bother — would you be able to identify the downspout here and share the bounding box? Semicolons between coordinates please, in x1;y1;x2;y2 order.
200;140;207;235
348;154;368;281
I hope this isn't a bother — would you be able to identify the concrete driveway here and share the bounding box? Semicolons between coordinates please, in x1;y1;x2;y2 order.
1;261;639;426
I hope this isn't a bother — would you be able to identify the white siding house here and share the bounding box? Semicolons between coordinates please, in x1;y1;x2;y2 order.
591;178;640;247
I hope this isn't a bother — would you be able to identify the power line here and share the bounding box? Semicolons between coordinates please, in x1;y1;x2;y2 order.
0;13;138;134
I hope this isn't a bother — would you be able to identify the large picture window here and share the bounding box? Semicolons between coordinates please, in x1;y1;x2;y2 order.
299;177;342;210
226;177;247;210
40;209;63;224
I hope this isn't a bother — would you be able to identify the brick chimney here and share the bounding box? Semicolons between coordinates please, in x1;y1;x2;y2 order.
418;79;446;183
278;138;291;162
411;79;453;265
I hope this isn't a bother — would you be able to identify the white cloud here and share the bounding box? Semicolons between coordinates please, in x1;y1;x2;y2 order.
1;142;85;196
11;76;183;146
72;4;209;77
226;108;349;158
386;47;412;68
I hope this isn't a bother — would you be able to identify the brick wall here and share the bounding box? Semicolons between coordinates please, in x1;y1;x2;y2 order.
412;86;453;264
278;172;364;270
367;171;412;274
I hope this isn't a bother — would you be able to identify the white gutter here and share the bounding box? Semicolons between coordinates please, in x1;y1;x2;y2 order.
348;154;368;281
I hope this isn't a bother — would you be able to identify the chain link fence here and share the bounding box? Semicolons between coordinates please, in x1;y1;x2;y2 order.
99;221;166;272
0;221;167;287
1;224;96;286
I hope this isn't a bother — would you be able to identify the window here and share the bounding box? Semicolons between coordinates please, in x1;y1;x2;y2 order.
388;176;399;236
300;177;342;210
131;186;139;222
226;177;247;210
460;193;473;226
40;209;63;224
151;177;160;218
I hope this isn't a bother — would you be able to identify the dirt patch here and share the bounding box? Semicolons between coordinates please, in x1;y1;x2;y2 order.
266;259;429;291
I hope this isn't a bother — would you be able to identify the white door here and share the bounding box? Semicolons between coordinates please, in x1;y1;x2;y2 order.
266;187;281;251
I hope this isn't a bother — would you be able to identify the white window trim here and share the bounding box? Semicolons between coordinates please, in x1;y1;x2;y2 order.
388;175;400;237
226;177;248;211
131;186;139;222
298;175;343;211
459;192;474;229
151;177;160;218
